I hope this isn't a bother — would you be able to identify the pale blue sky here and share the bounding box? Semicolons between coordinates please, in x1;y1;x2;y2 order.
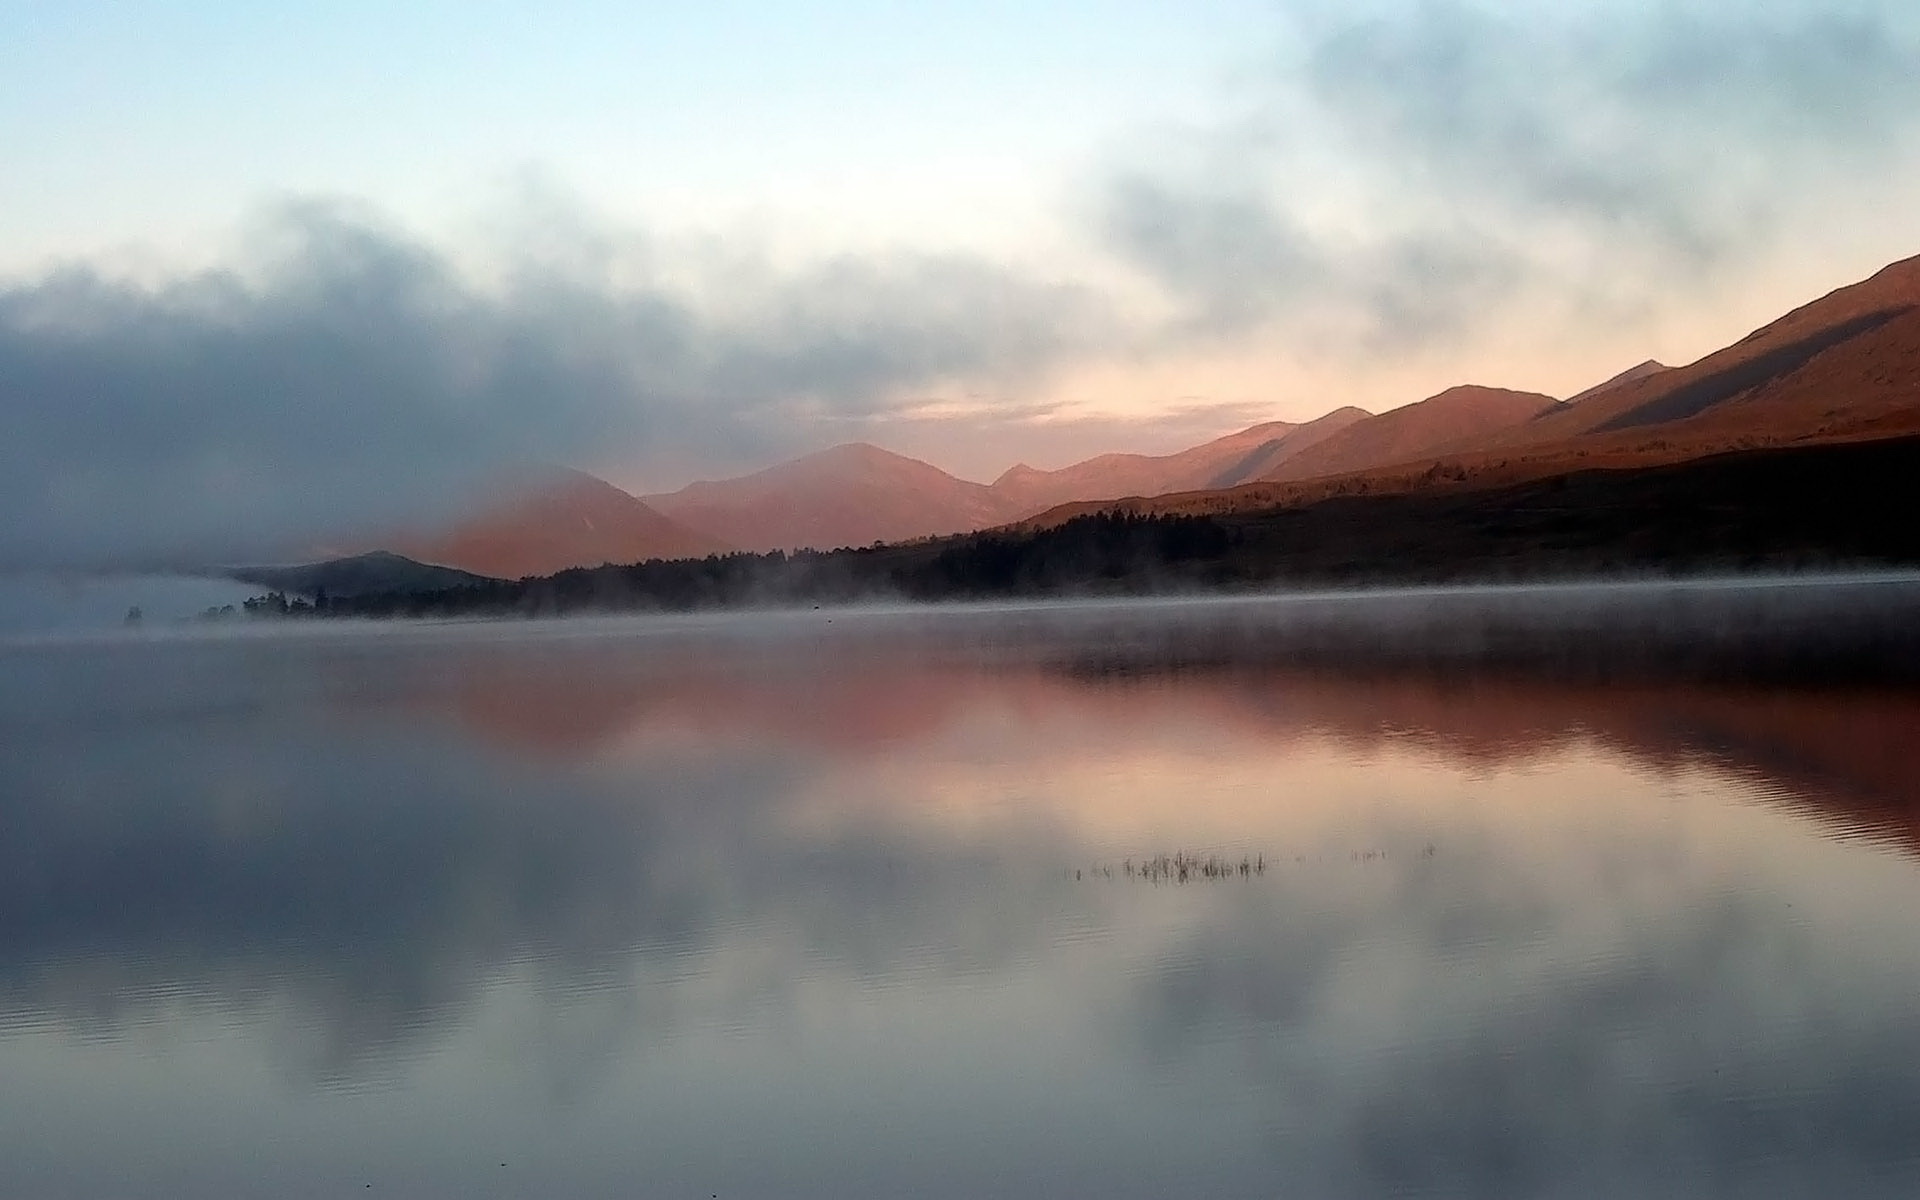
1;0;1273;269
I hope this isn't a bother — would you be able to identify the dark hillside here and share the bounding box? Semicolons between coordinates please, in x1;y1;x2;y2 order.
298;434;1920;622
230;551;497;598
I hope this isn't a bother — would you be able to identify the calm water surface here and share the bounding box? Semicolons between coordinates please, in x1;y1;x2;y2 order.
4;582;1920;1198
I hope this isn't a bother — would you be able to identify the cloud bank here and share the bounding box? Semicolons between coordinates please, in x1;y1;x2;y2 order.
0;203;1106;567
1100;0;1920;347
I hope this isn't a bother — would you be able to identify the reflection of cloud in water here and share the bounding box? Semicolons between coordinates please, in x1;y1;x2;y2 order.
1125;817;1920;1197
0;640;1081;1074
3;592;1920;1192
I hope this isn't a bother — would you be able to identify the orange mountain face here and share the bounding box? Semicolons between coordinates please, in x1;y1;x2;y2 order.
987;421;1300;515
646;442;1021;552
380;250;1920;566
1020;251;1920;527
1504;254;1920;453
1211;408;1375;485
1259;386;1561;483
991;407;1377;513
643;412;1388;553
1562;359;1670;406
395;469;730;579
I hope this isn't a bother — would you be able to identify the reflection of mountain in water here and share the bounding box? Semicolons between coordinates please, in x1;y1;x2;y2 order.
1;590;1918;1197
407;605;1920;856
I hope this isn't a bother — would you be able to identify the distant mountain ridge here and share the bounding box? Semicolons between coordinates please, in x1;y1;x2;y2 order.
1014;250;1920;529
1207;408;1374;486
645;442;1014;552
1510;254;1920;449
395;469;729;579
986;421;1301;515
1258;386;1561;483
643;408;1396;554
984;408;1374;515
320;249;1920;572
640;378;1584;554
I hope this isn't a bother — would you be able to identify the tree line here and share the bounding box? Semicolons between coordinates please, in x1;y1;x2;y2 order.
237;512;1242;619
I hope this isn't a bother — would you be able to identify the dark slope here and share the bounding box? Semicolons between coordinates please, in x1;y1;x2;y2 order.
310;434;1920;627
1563;360;1670;406
229;551;497;598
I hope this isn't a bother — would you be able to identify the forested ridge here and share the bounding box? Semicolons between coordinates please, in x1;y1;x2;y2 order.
253;434;1920;620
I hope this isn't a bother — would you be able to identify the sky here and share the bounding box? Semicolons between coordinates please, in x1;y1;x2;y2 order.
5;0;1920;566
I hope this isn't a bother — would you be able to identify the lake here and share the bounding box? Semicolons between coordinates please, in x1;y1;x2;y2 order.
4;579;1920;1198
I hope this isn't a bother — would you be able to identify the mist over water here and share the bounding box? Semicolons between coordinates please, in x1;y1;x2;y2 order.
0;572;261;636
3;581;1919;1197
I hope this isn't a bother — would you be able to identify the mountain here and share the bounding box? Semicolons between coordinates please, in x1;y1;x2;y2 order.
619;250;1920;556
268;250;1920;586
1563;360;1670;405
990;408;1375;512
1208;407;1379;485
396;470;730;578
643;412;1384;553
1258;386;1561;482
989;422;1294;514
647;442;1016;552
229;551;496;598
311;435;1920;620
1017;252;1920;529
1504;254;1920;452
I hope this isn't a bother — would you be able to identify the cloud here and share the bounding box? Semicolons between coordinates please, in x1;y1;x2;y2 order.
0;201;1109;568
1098;0;1920;348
